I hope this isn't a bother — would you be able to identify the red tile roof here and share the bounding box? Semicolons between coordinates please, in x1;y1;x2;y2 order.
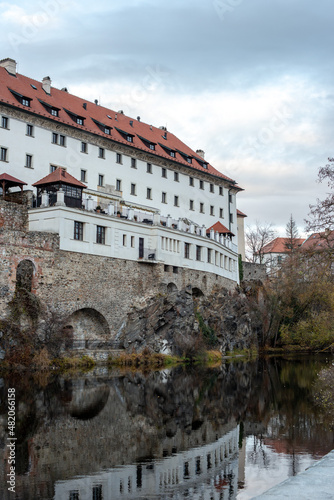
206;221;234;235
0;65;240;186
0;173;27;185
301;231;334;251
237;209;247;217
32;168;86;188
261;237;305;254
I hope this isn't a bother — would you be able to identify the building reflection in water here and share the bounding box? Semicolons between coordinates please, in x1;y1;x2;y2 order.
55;426;239;499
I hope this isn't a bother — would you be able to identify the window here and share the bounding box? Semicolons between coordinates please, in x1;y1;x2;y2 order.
200;203;204;213
210;183;214;193
123;234;127;246
131;183;136;195
96;226;105;245
189;176;194;186
196;245;201;261
230;213;233;224
51;108;58;117
98;175;104;187
116;153;122;164
229;194;233;203
184;242;190;259
161;167;167;178
149;144;155;150
69;491;79;500
81;170;86;182
52;132;58;144
173;266;178;274
25;124;33;136
1;116;8;129
187;157;192;164
219;186;223;196
126;135;133;142
74;221;83;241
147;162;152;173
162;192;167;203
189;199;194;210
81;142;87;153
174;195;179;206
59;135;66;146
22;98;30;107
199;180;204;190
170;151;175;158
0;147;7;162
25;154;32;168
174;172;179;182
98;147;105;159
116;179;122;191
104;127;110;134
220;208;224;218
77;117;83;125
207;248;212;263
210;205;214;216
147;187;152;200
50;165;57;173
131;158;137;169
92;485;103;500
131;236;135;247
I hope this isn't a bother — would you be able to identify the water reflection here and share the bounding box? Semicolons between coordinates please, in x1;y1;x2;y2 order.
0;356;333;500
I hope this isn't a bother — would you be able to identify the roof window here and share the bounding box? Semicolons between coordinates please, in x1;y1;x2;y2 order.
64;108;85;126
9;88;31;107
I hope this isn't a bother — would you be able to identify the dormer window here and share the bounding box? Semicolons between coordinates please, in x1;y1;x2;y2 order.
137;134;157;151
64;108;85;126
9;89;31;107
115;127;134;143
170;151;175;157
92;119;112;135
39;99;60;117
187;157;192;164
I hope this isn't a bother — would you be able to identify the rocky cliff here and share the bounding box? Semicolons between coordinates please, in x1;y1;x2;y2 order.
117;282;265;355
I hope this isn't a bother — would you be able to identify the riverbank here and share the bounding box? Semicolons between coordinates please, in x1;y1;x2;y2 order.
253;449;334;499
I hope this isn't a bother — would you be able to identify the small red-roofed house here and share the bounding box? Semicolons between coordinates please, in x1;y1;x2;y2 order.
259;237;305;275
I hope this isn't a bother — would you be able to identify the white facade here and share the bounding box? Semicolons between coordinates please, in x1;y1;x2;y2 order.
0;59;242;283
29;205;239;282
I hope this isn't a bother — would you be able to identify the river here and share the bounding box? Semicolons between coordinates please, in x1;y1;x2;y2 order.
0;355;333;499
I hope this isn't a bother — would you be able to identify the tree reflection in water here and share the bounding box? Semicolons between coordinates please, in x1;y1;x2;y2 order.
0;356;333;500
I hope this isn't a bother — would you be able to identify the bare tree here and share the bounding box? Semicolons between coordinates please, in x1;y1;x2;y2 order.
246;222;276;263
305;159;334;266
306;159;334;233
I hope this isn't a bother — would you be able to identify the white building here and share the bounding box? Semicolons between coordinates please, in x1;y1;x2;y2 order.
0;58;243;284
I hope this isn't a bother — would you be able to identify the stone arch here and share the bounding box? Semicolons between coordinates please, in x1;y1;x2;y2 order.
192;287;204;297
167;282;178;293
65;308;110;348
16;259;35;292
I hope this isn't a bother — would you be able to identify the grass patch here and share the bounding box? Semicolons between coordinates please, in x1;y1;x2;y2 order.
108;347;182;369
52;355;96;372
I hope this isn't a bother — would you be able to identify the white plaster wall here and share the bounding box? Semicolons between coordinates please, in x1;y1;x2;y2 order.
0;108;238;241
28;206;239;282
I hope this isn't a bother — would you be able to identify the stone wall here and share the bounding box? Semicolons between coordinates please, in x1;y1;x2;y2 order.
0;200;237;343
242;261;267;281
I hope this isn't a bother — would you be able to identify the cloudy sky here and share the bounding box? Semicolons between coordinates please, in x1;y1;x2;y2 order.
1;0;333;236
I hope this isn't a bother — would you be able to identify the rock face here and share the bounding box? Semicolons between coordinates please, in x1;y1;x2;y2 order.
118;283;263;355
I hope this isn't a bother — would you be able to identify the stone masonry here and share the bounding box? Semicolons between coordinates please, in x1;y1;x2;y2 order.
0;200;237;344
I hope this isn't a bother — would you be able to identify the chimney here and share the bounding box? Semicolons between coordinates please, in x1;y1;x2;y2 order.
42;76;51;94
0;58;17;76
196;149;205;159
